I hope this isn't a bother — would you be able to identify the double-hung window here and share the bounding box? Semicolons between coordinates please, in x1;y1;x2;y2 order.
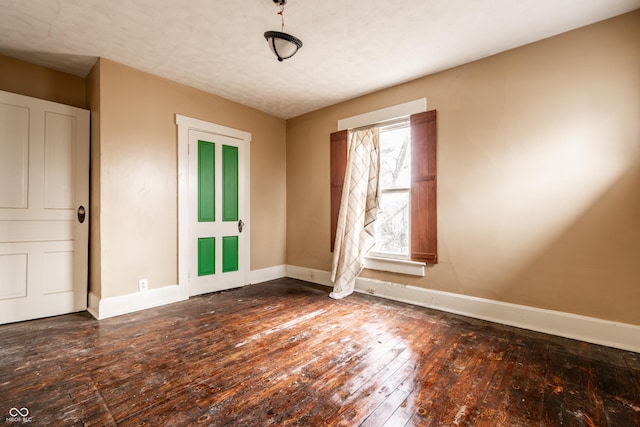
371;120;412;258
330;107;438;275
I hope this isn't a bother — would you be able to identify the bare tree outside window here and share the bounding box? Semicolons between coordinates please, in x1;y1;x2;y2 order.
373;123;411;256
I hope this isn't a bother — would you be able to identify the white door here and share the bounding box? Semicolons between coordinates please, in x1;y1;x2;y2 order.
0;90;89;324
188;129;247;295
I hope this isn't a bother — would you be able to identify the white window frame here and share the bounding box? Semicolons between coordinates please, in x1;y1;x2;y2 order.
370;120;411;259
338;99;427;277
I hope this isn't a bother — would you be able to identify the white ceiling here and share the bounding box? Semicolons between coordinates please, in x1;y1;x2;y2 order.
1;0;638;119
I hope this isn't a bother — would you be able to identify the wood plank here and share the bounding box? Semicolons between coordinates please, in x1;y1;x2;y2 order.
0;279;638;426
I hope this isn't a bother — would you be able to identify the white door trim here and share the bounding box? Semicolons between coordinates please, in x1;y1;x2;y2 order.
176;114;251;299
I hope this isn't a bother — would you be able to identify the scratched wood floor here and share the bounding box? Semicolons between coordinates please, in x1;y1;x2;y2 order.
0;278;638;426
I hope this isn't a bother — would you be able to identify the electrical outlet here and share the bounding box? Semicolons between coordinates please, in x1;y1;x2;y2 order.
138;278;148;292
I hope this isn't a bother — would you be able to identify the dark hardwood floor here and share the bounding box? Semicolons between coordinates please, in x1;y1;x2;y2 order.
0;278;638;426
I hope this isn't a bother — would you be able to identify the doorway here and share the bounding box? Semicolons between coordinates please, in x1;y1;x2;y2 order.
176;115;251;297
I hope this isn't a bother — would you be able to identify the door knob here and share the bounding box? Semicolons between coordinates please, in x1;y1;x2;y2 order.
77;206;86;223
238;219;244;233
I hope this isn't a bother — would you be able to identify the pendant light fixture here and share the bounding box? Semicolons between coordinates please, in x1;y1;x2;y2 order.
264;0;303;62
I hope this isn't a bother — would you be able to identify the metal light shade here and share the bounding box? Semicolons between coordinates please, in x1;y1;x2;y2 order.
264;30;303;61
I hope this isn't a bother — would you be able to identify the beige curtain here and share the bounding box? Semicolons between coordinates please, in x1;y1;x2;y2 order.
330;127;380;299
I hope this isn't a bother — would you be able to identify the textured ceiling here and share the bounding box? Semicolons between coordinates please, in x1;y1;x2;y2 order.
0;0;638;119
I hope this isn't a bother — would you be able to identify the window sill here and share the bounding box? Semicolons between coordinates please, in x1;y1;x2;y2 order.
362;255;425;277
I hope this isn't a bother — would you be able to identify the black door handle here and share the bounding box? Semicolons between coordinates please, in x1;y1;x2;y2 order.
77;206;86;224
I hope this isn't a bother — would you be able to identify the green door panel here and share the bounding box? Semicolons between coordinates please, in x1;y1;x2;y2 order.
222;236;239;273
198;140;215;222
222;145;238;222
198;237;215;276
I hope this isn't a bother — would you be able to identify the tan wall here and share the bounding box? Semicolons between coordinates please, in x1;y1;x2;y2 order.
0;54;86;109
286;10;640;325
1;54;287;300
85;62;102;298
95;59;287;298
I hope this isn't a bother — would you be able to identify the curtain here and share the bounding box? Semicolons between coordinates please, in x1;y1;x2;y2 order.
330;127;380;299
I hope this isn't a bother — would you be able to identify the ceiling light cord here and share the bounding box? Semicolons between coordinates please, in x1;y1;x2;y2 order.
278;3;285;31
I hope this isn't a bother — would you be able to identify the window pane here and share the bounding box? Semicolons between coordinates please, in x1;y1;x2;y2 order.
379;126;411;189
374;191;409;255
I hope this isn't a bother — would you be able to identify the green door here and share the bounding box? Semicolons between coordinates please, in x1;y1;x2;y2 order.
189;129;245;295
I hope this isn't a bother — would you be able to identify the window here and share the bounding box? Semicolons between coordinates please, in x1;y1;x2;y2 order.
330;110;437;271
371;121;411;258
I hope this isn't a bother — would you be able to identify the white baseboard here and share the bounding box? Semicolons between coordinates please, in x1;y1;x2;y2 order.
86;265;287;320
285;264;640;353
249;265;287;284
87;285;187;320
286;264;333;286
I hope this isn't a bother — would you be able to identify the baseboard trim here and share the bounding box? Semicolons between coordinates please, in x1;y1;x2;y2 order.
86;265;288;320
285;265;640;353
87;285;187;320
286;264;333;286
249;265;287;285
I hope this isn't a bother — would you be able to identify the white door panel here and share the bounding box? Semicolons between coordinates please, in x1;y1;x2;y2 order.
0;90;89;324
0;102;29;209
44;111;76;209
0;250;27;299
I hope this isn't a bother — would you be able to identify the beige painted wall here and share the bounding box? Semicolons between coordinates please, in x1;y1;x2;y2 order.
1;54;287;300
93;59;287;298
0;54;86;109
286;10;640;325
1;11;637;324
85;62;103;298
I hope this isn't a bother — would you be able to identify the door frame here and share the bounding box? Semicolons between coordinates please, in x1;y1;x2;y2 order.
176;114;251;299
